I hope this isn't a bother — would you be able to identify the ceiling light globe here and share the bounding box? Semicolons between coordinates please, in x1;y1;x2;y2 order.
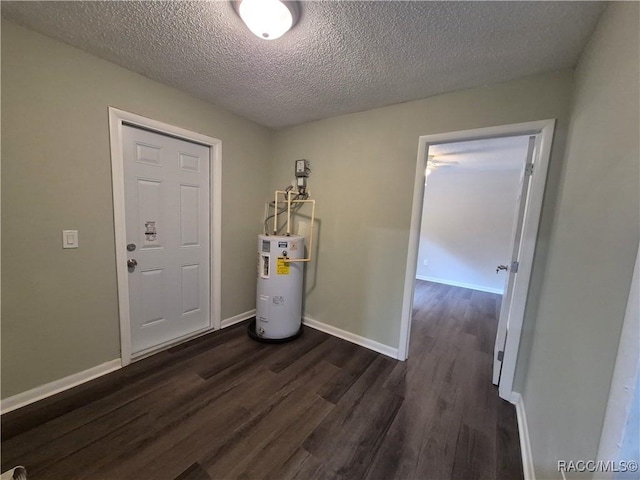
238;0;294;40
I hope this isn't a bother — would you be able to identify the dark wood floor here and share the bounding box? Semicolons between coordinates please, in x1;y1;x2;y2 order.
1;281;523;480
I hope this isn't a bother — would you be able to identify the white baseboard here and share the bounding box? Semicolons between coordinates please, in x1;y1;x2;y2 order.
1;312;391;414
221;309;255;329
1;359;122;415
513;392;535;480
416;275;504;295
2;312;255;415
303;316;399;359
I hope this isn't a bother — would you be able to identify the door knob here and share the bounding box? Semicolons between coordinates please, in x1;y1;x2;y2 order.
127;259;138;268
496;264;508;274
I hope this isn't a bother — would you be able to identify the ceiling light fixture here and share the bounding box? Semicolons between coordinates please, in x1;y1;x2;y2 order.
234;0;299;40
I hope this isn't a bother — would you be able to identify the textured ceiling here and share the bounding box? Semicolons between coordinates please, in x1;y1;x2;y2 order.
2;1;605;129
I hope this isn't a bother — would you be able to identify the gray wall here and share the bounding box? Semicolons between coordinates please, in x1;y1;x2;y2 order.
1;21;272;398
271;70;574;348
520;3;640;478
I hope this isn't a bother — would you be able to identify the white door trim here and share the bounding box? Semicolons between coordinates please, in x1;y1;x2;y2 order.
398;119;556;403
108;107;222;366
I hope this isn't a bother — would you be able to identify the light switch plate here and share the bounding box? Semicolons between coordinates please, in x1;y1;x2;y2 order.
62;230;79;249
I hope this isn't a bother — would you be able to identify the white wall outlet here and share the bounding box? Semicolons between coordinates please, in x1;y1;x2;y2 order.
62;230;79;249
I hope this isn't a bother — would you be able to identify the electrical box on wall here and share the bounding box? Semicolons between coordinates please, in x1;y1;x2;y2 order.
294;159;310;191
295;159;310;177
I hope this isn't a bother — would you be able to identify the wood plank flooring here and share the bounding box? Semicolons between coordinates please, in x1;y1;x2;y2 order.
1;281;523;479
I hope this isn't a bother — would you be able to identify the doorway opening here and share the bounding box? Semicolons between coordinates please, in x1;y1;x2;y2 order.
399;120;556;403
417;136;530;294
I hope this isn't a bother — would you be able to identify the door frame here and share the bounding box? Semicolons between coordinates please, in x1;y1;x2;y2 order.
398;119;555;403
108;107;222;366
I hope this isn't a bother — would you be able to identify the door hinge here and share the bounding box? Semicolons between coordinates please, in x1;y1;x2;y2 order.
525;163;534;176
497;350;504;362
511;261;519;273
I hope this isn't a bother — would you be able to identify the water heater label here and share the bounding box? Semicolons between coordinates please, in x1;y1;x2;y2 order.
278;241;288;248
277;257;290;275
259;254;270;278
262;240;271;252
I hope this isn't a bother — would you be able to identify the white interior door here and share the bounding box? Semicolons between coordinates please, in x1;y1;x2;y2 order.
122;125;211;355
492;135;537;385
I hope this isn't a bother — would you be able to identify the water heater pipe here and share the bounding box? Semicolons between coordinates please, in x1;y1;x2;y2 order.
284;198;315;263
273;189;304;235
272;189;315;263
274;189;280;234
287;190;293;235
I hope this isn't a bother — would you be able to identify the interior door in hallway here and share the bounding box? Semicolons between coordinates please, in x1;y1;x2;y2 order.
492;135;536;385
122;125;211;355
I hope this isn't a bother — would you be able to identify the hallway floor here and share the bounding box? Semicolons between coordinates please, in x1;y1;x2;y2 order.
1;280;523;479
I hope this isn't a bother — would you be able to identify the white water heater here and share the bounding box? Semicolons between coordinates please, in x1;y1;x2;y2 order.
255;234;305;340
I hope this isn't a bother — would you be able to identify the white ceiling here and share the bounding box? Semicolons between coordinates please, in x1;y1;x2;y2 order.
429;135;531;173
2;1;605;129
